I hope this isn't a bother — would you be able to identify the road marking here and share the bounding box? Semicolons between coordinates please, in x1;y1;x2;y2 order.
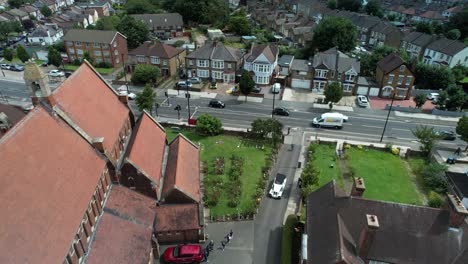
391;128;411;132
362;125;381;129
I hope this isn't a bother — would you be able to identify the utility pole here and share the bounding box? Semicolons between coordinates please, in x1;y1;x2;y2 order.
154;103;159;117
121;53;129;92
380;92;395;142
272;91;276;117
186;80;191;121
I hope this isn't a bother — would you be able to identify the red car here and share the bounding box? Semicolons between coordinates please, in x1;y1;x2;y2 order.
163;244;203;263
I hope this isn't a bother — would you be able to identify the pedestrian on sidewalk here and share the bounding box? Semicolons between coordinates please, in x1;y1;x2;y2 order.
220;241;226;251
208;240;214;252
287;127;291;135
298;178;302;189
228;229;233;240
225;234;231;243
455;147;462;156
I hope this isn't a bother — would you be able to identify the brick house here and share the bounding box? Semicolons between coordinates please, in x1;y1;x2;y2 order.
186;41;242;83
77;0;113;17
243;44;279;85
305;180;468;264
131;13;184;39
376;53;415;100
64;29;128;67
368;21;402;49
128;41;186;78
400;31;436;60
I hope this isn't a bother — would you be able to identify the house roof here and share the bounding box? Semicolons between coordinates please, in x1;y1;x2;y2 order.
291;59;310;72
7;8;28;17
154;203;200;232
186;41;241;62
402;7;416;15
85;186;156;264
29;25;60;38
0;103;26;132
371;22;399;35
124;111;166;187
278;55;294;67
129;41;183;59
352;15;380;29
64;29;125;44
246;44;278;64
76;0;109;8
402;31;434;47
306;181;468;264
376;53;406;74
445;6;464;13
0;106;106;264
52;62;130;152
312;47;360;74
426;38;467;56
20;5;38;13
131;13;183;28
419;10;444;20
447;172;468;198
162;135;200;203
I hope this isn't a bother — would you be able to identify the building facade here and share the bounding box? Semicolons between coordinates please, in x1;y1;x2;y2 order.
244;44;279;85
376;53;415;99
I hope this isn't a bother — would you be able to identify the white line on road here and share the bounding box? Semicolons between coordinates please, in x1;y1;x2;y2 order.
362;125;382;129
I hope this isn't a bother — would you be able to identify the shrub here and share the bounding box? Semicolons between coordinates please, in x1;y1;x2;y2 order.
281;215;299;264
96;61;112;68
131;64;161;85
196;114;223;135
428;191;445;208
421;163;448;193
73;59;82;66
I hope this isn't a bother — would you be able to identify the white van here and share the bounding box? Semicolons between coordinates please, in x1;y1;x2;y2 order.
312;112;344;129
271;83;281;94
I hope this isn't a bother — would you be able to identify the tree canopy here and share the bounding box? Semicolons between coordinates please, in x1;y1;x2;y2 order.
116;15;149;49
196;114;223;135
125;0;158;14
131;64;161;85
165;0;229;25
95;15;121;30
228;9;251;36
16;45;30;63
456;116;468;144
413;94;426;109
310;17;357;53
359;46;409;76
324;82;343;109
0;21;23;41
40;5;53;17
239;70;255;101
412;125;440;158
337;0;362;12
3;48;13;61
365;0;383;17
250;118;283;145
47;47;62;67
448;7;468;40
135;84;156;112
414;63;455;90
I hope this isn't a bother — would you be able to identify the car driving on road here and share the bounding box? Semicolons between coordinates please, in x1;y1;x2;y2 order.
269;173;287;199
208;99;225;108
435;130;456;140
163;244;203;263
272;107;289;116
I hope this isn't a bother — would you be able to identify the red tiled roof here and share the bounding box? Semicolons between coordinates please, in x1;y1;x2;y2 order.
53;62;129;152
126;112;166;186
0;106;106;264
402;8;416;15
154;204;200;232
162;135;200;202
129;41;183;59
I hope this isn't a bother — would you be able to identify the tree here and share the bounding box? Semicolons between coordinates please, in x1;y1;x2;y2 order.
452;65;468;82
337;0;362;12
0;21;23;41
16;45;30;63
228;10;251;36
95;15;121;30
456;116;468;147
250;118;284;145
324;82;343;109
327;0;337;9
172;40;185;47
415;22;433;34
310;17;357;52
167;0;229;25
196;114;223;135
435;90;448;109
47;47;62;67
360;45;396;76
83;51;94;65
40;5;52;17
413;94;426;108
414;63;455;90
116;15;149;49
365;0;383;17
445;85;467;111
7;0;24;8
447;29;461;40
51;40;66;52
131;64;161;85
125;0;156;14
3;48;13;61
135;84;156;112
239;70;255;102
301;160;320;198
448;7;468;40
412;125;440;158
421;163;448;193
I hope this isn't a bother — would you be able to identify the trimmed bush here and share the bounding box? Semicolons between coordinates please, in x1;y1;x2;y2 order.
281;214;299;264
196;114;223;136
428;191;445;208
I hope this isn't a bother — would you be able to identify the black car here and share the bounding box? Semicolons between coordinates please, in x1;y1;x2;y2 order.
252;86;262;93
10;64;24;71
272;107;290;116
435;130;456;140
208;100;225;108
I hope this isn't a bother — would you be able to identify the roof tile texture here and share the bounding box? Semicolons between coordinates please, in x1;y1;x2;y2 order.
129;41;182;59
154;204;200;232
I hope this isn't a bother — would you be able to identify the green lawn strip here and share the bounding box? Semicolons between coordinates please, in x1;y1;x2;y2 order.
3;57;23;64
407;157;428;193
312;144;344;189
63;64;114;75
346;148;422;205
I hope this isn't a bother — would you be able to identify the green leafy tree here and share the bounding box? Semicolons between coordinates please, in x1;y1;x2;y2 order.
116;15;149;49
456;116;468;150
387;14;397;21
448;7;468;40
324;82;343;109
327;0;337;9
40;5;52;17
413;94;427;108
0;21;23;41
47;47;62;67
168;0;229;25
172;40;185;47
131;64;161;85
125;0;156;14
51;40;66;52
411;125;440;158
428;191;445;208
96;15;121;30
135;84;156;112
452;65;468;82
3;48;13;61
228;15;251;36
250;118;284;145
435;90;449;109
83;51;94;65
365;0;383;17
239;70;255;102
16;45;30;63
414;63;455;90
337;0;362;12
7;0;24;8
196;114;223;135
445;86;467;111
447;29;461;40
311;17;357;52
415;22;433;34
301;161;320;198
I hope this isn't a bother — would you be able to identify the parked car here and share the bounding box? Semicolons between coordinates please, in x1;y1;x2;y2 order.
163;244;203;263
0;63;11;70
427;93;439;101
49;69;65;77
357;95;369;107
272;107;289;116
435;130;456;140
269;173;287;199
175;81;193;89
10;64;24;71
41;61;49;67
190;77;202;84
252;86;262;93
208;99;225;108
271;83;281;94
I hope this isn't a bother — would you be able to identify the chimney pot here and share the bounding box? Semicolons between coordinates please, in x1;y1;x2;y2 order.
351;177;366;197
92;137;105;153
118;94;129;104
358;214;379;260
445;194;468;228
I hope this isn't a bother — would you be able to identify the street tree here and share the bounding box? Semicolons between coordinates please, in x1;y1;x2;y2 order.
40;5;52;17
435;90;449;109
47;47;62;67
0;21;23;41
456;116;468;150
413;94;427;108
411;125;440;158
311;17;357;52
135;84;156;112
96;15;121;30
116;15;149;49
365;0;383;17
250;118;284;145
131;64;161;85
196;114;223;136
337;0;361;12
16;45;30;63
445;86;467;111
228;9;251;36
324;82;343;110
3;48;13;61
414;63;455;90
239;70;255;102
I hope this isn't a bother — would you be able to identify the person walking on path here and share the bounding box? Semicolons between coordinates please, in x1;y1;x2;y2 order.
228;230;233;240
225;234;231;243
207;240;214;252
455;147;462;156
202;247;210;262
219;241;226;251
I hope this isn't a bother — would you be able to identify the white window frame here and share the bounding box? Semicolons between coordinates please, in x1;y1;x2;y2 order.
212;60;224;69
212;71;223;80
137;56;146;63
189;60;193;66
345;74;355;82
314;81;326;90
405;76;412;86
256;75;269;84
387;74;394;84
76;49;83;55
343;83;354;92
315;69;328;78
162;60;167;66
69;48;75;54
197;69;209;78
94;50;101;56
150;56;160;64
397;75;403;85
197;59;209;67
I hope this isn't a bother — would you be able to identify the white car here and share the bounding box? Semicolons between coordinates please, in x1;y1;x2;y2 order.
427;93;439;101
269;174;287;199
49;69;65;77
118;90;136;100
357;95;369;107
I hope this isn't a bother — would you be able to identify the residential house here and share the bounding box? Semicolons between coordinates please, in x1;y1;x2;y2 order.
19;5;42;19
312;47;360;94
296;0;329;21
368;22;402;48
51;6;98;30
131;13;184;39
290;59;313;89
186;41;242;83
64;29;128;67
443;5;464;18
352;14;381;45
6;8;29;21
27;24;63;45
278;55;294;76
376;53;415;99
34;0;58;13
77;0;113;17
413;10;445;23
128;41;186;78
243;44;279;85
289;25;315;47
385;5;407;21
422;37;468;67
400;31;436;60
305;180;468;264
447;171;468;209
0;103;26;138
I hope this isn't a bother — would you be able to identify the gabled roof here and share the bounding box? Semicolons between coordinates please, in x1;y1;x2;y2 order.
246;44;278;64
0;106;106;264
76;0;110;8
154;203;201;232
291;59;310;72
162;134;200;203
124;111;166;186
52;62;130;152
445;6;464;13
426;38;467;56
129;41;183;59
402;32;434;47
402;8;416;15
312;47;360;74
7;8;28;17
419;10;444;20
29;25;61;38
131;13;184;28
186;41;241;62
64;29;125;43
371;22;399;35
20;5;38;13
306;181;468;264
352;15;380;29
377;53;406;74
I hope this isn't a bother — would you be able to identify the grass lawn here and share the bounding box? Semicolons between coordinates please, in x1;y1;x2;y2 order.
311;144;344;190
346;147;423;205
63;64;114;75
2;57;23;64
165;128;272;217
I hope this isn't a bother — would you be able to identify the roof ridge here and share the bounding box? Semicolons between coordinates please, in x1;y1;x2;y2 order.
141;110;166;133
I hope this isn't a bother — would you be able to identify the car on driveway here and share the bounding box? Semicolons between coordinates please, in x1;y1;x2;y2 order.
208;99;225;108
176;81;193;89
269;173;287;199
435;130;456;140
190;77;202;84
427;93;439;101
0;63;11;70
49;69;65;77
10;64;24;71
272;107;289;116
163;244;203;263
357;95;369;107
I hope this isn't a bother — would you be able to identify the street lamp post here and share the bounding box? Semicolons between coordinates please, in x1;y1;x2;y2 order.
380;91;396;142
186;80;191;121
272;90;276;117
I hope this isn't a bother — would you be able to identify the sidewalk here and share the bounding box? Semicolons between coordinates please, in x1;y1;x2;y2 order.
394;111;461;122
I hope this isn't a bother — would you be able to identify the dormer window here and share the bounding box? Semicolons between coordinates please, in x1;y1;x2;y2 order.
399;65;406;72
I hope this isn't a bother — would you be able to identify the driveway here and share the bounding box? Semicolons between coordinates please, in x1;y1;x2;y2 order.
369;96;436;111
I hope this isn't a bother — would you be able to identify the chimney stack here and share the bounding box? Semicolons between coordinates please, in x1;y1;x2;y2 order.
358;214;379;260
92;137;105;153
118;94;129;104
351;177;366;197
445;194;468;228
